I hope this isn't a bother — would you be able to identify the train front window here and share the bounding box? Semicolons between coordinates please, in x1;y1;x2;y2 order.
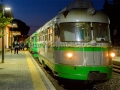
93;23;109;42
60;22;110;42
60;23;91;42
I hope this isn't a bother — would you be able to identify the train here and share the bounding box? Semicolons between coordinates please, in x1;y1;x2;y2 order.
25;0;115;83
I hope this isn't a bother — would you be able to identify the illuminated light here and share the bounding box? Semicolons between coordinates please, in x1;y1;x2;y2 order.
67;53;73;58
4;7;11;10
110;53;115;57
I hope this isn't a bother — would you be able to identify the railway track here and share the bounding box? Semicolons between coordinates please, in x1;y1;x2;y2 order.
112;64;120;73
32;55;99;90
112;57;120;73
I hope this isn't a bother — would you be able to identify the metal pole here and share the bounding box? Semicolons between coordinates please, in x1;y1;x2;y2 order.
1;7;11;63
11;25;13;53
2;27;4;63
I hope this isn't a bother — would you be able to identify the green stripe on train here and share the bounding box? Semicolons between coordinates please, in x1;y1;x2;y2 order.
54;47;111;51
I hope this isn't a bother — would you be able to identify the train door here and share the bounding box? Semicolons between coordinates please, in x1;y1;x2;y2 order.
84;47;102;66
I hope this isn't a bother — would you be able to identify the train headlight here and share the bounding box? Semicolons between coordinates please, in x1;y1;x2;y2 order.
67;53;73;58
110;53;115;57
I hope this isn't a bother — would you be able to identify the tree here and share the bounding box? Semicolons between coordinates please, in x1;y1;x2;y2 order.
102;0;114;44
0;13;13;37
0;4;13;37
102;0;120;45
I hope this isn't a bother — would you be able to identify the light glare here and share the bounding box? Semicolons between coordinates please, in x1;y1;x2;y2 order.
67;53;72;58
110;53;115;57
4;7;11;10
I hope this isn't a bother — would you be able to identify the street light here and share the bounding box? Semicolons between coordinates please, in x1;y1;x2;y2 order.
1;7;11;63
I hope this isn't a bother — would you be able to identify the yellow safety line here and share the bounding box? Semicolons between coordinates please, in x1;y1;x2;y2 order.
25;51;47;90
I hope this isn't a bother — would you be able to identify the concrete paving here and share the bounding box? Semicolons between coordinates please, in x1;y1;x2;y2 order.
0;50;56;90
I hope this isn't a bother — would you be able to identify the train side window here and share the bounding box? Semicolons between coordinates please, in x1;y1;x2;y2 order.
33;36;36;42
37;35;39;41
41;36;43;41
45;35;48;41
31;37;33;41
54;23;60;37
43;36;45;41
40;36;42;41
39;36;40;41
48;28;53;41
35;36;37;42
48;34;53;41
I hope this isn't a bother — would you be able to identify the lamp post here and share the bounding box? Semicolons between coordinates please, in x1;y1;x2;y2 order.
1;7;11;63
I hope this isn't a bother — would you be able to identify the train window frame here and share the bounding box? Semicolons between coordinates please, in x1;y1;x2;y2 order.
37;35;39;41
48;27;53;41
92;23;110;42
43;35;45;41
35;35;37;42
59;22;110;42
31;36;34;42
45;34;48;41
60;22;91;42
39;35;40;41
54;23;60;36
40;36;42;41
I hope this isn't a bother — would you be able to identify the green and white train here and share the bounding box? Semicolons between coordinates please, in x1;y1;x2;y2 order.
26;0;115;82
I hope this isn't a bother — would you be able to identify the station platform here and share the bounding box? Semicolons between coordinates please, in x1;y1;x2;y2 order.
0;50;56;90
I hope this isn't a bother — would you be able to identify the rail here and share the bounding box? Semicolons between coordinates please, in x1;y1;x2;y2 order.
112;56;120;73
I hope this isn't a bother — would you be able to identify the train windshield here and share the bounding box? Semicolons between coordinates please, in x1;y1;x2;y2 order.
60;22;110;42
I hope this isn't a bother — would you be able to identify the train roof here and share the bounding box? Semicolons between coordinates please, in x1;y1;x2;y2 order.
36;0;94;33
32;0;109;35
59;0;93;13
58;9;110;24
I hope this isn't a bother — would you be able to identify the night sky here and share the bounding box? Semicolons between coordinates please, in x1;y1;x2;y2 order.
0;0;105;35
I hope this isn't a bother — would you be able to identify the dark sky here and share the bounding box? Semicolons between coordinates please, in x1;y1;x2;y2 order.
1;0;105;35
